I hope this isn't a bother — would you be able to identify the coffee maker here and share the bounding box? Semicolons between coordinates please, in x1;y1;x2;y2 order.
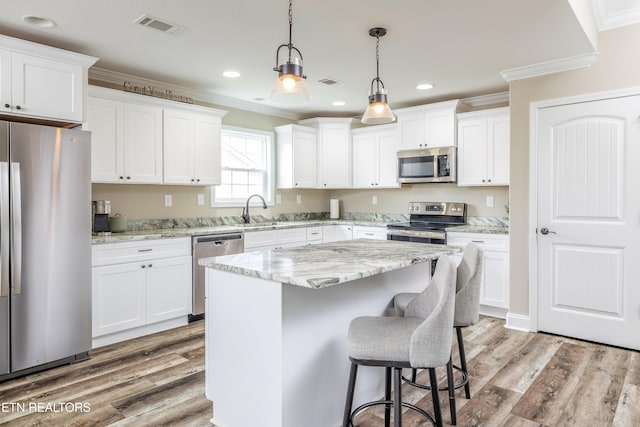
92;200;111;235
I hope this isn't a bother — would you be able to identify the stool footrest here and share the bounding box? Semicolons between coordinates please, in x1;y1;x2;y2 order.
348;398;436;427
402;365;469;391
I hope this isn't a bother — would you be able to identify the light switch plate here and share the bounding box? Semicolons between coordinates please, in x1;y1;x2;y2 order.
165;194;173;207
486;195;494;208
296;195;302;204
372;196;378;205
197;194;205;206
276;193;282;204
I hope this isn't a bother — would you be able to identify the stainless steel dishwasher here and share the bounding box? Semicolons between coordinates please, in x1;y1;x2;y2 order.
191;232;244;321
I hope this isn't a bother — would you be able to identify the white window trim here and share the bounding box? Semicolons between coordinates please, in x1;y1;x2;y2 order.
210;125;275;208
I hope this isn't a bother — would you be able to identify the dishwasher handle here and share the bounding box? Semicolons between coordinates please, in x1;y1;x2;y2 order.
193;233;243;244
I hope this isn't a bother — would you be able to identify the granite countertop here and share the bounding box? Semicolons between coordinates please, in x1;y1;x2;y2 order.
198;238;461;289
446;225;509;235
91;220;392;244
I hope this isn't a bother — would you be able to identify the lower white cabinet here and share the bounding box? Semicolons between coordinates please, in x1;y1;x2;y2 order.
447;232;509;316
322;225;353;243
91;237;192;346
352;225;388;240
244;227;309;251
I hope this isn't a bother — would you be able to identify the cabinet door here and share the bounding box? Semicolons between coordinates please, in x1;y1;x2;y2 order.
11;52;83;122
86;96;124;183
353;226;387;240
319;124;351;188
480;250;509;308
457;118;488;186
146;255;192;323
487;115;510;185
426;108;456;147
352;133;377;188
124;103;163;183
0;49;10;115
377;130;400;187
163;108;193;184
293;130;317;188
398;112;426;150
193;113;221;185
92;263;146;337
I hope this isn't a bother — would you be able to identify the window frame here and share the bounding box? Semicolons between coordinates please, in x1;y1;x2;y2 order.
210;125;275;208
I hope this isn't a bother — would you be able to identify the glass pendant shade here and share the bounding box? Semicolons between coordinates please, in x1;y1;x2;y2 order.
362;89;395;124
270;57;311;103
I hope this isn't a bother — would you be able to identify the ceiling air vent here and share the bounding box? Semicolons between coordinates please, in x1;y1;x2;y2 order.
318;77;342;86
133;14;184;34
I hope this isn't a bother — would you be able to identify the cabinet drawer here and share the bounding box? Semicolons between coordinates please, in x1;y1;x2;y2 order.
447;232;509;252
306;226;323;242
277;227;307;244
92;237;191;266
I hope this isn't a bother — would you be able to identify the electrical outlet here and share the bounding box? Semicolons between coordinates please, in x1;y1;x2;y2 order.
372;195;378;205
197;194;205;206
486;195;494;208
296;195;302;204
165;194;173;207
276;193;282;204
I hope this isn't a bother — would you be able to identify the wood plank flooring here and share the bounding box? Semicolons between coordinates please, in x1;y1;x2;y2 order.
0;316;638;426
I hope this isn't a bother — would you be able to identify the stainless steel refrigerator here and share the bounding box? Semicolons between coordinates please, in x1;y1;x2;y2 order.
0;120;91;380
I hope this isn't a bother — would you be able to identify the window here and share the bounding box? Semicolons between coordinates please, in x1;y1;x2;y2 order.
211;126;274;206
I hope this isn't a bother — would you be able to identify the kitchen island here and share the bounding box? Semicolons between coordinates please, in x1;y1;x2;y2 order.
200;239;460;427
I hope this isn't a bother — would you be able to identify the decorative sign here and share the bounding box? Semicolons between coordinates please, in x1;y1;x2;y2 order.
123;81;194;104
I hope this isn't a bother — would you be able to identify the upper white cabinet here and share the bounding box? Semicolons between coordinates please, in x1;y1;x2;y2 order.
395;100;469;150
275;124;317;189
85;86;226;185
163;108;224;185
299;118;353;189
352;124;400;188
0;35;97;123
457;107;510;186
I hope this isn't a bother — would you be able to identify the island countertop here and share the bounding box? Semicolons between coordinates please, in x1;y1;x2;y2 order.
198;238;461;289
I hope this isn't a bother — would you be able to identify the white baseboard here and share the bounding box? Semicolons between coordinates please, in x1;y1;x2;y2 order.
479;305;507;319
505;312;531;332
92;317;188;349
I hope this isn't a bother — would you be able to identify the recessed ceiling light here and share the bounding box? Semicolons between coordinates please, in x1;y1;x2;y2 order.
416;83;434;90
222;71;240;78
22;15;56;28
332;101;346;107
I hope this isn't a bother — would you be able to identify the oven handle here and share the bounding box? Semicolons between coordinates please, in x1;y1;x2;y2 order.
386;229;446;240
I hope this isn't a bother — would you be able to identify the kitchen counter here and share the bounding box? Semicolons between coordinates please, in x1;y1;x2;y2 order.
91;219;392;244
446;224;509;234
203;240;459;427
200;238;460;289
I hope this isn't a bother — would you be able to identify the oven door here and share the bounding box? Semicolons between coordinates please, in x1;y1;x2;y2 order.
386;229;446;245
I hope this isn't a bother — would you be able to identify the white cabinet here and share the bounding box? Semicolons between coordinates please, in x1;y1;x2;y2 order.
352;124;399;188
0;35;97;123
306;226;323;243
447;232;510;316
91;237;192;346
457;107;510;186
86;88;163;184
275;124;317;188
322;224;353;243
353;225;388;240
299;118;353;188
163;108;224;185
395;100;469;150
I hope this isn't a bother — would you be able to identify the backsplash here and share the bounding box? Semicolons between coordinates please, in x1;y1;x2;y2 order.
124;212;508;231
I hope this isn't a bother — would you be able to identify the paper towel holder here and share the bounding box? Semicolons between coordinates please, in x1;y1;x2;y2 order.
330;198;340;219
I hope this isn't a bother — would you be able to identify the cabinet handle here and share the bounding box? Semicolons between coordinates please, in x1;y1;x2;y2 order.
324;183;327;187
295;182;298;186
191;179;195;182
148;264;153;268
15;105;21;110
141;265;146;269
3;104;9;108
482;179;486;182
310;232;319;235
126;176;131;180
138;248;153;253
196;178;200;182
119;176;124;180
471;240;485;244
487;179;491;182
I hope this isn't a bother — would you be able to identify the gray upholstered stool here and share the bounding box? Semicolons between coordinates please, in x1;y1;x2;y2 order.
342;255;457;427
394;243;483;423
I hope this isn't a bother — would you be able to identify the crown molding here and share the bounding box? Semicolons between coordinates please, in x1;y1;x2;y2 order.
499;52;598;82
592;0;640;31
88;67;302;120
462;91;510;107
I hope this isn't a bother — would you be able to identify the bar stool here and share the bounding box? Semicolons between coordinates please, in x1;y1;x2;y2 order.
394;243;483;423
342;255;457;427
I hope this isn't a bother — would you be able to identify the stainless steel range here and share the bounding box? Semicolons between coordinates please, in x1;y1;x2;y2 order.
387;202;466;244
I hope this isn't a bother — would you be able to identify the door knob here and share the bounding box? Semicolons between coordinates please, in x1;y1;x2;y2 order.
540;227;556;235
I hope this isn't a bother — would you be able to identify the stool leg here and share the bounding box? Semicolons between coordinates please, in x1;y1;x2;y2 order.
394;367;403;427
428;367;443;427
342;362;358;427
446;357;456;425
385;367;392;427
411;368;417;382
456;327;471;399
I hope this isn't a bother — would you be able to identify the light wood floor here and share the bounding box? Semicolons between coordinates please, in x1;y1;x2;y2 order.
0;316;638;426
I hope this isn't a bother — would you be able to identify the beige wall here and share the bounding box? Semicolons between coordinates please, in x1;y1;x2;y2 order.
509;23;640;316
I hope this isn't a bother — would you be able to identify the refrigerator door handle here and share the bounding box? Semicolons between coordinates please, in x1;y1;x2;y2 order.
0;162;7;297
10;162;21;295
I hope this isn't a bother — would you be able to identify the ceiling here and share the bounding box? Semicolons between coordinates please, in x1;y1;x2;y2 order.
0;0;639;120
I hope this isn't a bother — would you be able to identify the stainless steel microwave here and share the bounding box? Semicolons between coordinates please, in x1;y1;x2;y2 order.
397;147;456;183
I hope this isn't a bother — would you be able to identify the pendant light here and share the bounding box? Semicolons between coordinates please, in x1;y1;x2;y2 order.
270;0;310;103
361;27;395;124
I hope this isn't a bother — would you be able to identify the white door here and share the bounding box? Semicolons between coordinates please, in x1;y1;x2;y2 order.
536;94;640;350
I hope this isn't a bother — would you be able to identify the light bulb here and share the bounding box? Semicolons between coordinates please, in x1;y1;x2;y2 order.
282;76;296;91
373;103;385;113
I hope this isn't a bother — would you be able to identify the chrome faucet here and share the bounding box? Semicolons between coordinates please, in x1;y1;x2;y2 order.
242;194;268;224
